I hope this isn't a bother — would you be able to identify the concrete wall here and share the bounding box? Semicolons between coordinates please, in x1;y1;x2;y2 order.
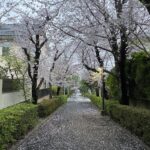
0;41;26;109
0;79;25;109
0;46;2;55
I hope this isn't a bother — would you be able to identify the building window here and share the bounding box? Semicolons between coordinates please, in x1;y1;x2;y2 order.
2;47;10;56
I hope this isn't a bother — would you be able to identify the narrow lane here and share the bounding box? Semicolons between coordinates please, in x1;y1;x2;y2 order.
12;92;149;150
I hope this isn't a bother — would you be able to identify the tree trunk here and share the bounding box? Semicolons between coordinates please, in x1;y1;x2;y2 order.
49;82;52;99
65;87;68;95
57;86;61;95
95;87;99;97
22;76;28;101
115;61;121;99
32;80;38;104
119;60;129;105
119;29;129;105
31;35;42;103
23;33;48;104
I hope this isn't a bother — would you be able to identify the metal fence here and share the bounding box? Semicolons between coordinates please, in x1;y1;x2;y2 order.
2;79;20;93
38;88;50;98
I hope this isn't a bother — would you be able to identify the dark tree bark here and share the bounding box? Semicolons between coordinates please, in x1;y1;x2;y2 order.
102;15;129;105
23;34;47;104
31;35;41;104
57;86;61;95
49;82;52;99
95;87;99;97
118;27;129;105
80;0;130;105
111;0;129;105
32;82;38;104
48;46;65;98
119;50;129;105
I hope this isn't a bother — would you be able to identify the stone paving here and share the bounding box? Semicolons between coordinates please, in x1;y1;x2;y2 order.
11;92;149;150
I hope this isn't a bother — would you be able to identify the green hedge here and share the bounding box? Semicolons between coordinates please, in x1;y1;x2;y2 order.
84;94;118;110
0;103;38;149
0;95;68;149
38;95;68;118
108;104;150;146
86;94;150;146
57;95;68;103
51;86;58;96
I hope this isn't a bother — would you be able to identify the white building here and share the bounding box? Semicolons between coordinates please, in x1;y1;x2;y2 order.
0;24;49;109
0;24;25;109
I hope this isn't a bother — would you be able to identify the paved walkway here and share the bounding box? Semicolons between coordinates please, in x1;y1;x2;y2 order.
12;92;149;150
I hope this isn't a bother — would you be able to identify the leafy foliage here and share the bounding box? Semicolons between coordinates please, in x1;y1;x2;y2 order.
51;86;58;96
107;104;150;146
127;52;150;106
84;93;118;110
106;52;150;107
0;103;38;149
79;80;90;94
0;54;30;101
106;72;120;100
38;95;68;118
86;94;150;146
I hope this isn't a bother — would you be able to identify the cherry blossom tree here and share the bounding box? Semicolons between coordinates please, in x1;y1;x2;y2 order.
15;0;66;104
0;0;21;22
2;0;149;105
48;39;81;97
54;0;150;105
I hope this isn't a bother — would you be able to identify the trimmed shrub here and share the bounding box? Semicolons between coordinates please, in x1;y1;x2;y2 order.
86;94;150;146
85;94;102;108
0;95;68;149
38;95;68;118
0;103;38;149
84;94;118;109
57;95;68;104
108;105;150;146
51;86;58;96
